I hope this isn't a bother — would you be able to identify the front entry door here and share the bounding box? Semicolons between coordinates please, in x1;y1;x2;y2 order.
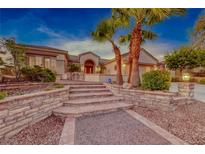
85;66;93;74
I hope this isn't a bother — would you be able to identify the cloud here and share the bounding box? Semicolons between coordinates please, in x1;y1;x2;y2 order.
46;37;180;61
48;38;129;59
37;25;63;38
142;40;181;61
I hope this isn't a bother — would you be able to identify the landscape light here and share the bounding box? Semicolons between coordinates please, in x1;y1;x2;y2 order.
182;73;190;82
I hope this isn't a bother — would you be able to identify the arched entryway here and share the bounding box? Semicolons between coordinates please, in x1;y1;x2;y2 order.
84;60;94;74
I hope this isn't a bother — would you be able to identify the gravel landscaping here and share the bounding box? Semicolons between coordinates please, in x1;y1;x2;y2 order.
75;111;170;145
0;82;65;97
134;101;205;144
0;115;64;145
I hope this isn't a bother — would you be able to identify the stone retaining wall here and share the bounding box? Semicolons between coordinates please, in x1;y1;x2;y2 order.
0;87;69;139
104;83;188;111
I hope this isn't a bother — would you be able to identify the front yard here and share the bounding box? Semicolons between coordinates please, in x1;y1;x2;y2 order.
134;101;205;144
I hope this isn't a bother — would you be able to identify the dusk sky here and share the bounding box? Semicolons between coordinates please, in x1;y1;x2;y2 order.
0;8;204;60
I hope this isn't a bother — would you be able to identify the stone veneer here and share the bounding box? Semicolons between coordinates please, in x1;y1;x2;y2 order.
0;87;69;139
178;82;195;98
104;83;189;111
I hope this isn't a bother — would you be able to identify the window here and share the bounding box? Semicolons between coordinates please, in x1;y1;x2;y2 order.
35;56;43;67
44;58;51;69
28;56;35;67
50;58;56;71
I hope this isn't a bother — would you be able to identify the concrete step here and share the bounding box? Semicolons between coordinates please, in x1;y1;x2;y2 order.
69;92;113;99
70;85;106;89
64;96;124;106
62;81;103;85
70;88;110;93
53;102;133;117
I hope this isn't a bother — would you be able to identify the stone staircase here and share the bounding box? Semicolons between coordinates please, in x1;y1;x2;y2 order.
53;81;133;117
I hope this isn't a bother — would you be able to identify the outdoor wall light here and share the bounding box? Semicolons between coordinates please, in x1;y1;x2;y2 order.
182;73;190;82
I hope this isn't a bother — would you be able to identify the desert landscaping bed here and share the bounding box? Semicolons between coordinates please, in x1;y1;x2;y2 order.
0;115;64;145
0;82;65;97
133;101;205;144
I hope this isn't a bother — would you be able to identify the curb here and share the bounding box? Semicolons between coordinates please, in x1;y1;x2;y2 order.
59;117;75;145
125;109;188;145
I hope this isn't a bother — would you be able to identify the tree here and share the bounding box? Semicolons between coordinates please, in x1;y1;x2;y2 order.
192;14;205;49
119;30;157;83
0;57;4;66
68;63;81;72
91;18;128;85
112;9;186;87
5;38;26;80
164;46;201;80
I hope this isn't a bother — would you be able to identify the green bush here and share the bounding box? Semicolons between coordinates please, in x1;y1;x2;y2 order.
21;65;56;82
199;78;205;84
142;70;171;90
68;63;81;72
0;92;7;100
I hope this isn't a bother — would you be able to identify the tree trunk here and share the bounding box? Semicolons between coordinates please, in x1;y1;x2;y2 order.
127;53;132;83
130;22;142;87
127;36;133;83
110;40;123;85
179;68;183;82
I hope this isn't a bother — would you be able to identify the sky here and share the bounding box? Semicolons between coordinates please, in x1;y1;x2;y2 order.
0;8;204;61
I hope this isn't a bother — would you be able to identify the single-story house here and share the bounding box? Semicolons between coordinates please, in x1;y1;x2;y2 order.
1;40;160;82
68;48;159;82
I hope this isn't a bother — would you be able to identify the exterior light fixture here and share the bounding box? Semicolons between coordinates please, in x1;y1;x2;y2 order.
182;73;190;82
122;64;126;67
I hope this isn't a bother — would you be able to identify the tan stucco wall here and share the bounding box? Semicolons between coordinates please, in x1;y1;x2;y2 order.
103;50;158;80
79;53;99;66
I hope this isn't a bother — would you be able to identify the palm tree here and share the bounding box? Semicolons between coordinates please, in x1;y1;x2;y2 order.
91;18;128;85
113;9;186;87
192;14;205;49
119;30;157;83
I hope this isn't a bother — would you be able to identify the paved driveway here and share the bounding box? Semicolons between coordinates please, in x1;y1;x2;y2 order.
170;82;205;102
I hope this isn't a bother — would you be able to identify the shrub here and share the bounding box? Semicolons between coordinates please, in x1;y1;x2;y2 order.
142;70;171;90
68;63;81;72
199;78;205;84
0;92;7;100
21;65;56;82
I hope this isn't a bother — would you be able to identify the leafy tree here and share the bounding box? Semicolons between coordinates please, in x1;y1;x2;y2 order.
68;63;81;72
5;38;26;80
164;46;201;80
112;9;186;87
91;18;128;85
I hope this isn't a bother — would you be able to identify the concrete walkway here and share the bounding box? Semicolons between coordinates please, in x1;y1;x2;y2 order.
170;82;205;102
74;111;172;145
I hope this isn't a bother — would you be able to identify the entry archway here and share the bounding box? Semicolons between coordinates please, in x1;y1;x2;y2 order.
84;60;94;74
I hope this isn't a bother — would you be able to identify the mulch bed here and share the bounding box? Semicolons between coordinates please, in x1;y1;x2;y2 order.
0;116;64;145
133;101;205;144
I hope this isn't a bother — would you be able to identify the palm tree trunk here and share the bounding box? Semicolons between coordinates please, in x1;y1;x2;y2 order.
127;36;133;83
110;40;123;85
127;53;132;83
130;22;142;87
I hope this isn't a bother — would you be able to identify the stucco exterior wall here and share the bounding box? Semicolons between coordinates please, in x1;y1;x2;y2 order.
79;53;99;66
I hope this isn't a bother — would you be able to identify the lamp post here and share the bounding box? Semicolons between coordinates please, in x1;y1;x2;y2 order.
178;73;195;99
